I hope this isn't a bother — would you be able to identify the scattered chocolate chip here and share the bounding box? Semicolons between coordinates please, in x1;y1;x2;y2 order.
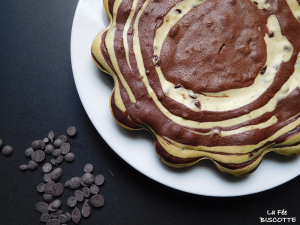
54;139;63;148
72;207;81;224
82;187;90;198
58;135;68;143
65;213;71;222
40;213;51;223
32;140;45;150
90;194;104;207
58;214;67;224
64;152;75;162
60;143;70;155
260;66;267;75
80;177;88;187
52;149;61;157
90;184;100;195
2;145;13;156
48;131;55;143
64;180;71;188
84;163;93;173
55;155;64;165
44;173;52;183
82;173;94;185
50;199;61;210
50;168;62;181
31;150;45;163
19;164;28;171
174;84;183;89
75;190;84;202
69;177;81;189
50;210;64;218
0;139;3;148
28;160;38;170
94;174;105;186
67;126;77;137
25;147;34;157
82;200;91;218
43;163;53;173
45;181;56;194
36;202;49;214
43;193;53;202
269;31;274;38
43;137;49;144
37;183;46;193
152;55;161;66
51;158;57;166
51;183;64;196
45;144;55;155
67;196;77;208
46;219;60;225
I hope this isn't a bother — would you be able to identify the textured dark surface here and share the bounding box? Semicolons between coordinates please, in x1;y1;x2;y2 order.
1;0;300;225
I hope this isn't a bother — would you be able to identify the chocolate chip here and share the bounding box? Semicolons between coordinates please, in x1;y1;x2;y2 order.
269;31;274;38
75;190;84;202
284;46;290;51
2;145;13;156
194;100;201;109
82;200;91;218
51;183;64;196
50;210;64;218
65;212;71;222
58;214;67;223
54;139;63;148
36;202;49;214
52;149;61;157
37;183;46;193
64;152;75;162
43;137;49;144
0;139;3;148
152;55;161;66
90;184;100;195
80;177;87;187
31;150;45;163
44;173;52;182
67;196;77;208
90;194;104;207
82;173;94;185
28;160;38;170
64;180;71;188
58;135;67;143
94;174;105;186
69;177;81;189
82;187;90;198
253;1;258;5
19;164;28;171
45;144;55;154
43;193;53;202
46;219;60;225
51;158;57;166
174;84;183;89
45;181;56;194
72;207;81;224
175;8;181;13
50;168;62;181
84;163;93;173
32;140;45;150
188;93;197;99
60;143;70;155
25;147;34;157
260;66;267;75
50;199;61;210
67;126;77;137
48;131;55;142
55;155;64;165
42;163;52;173
40;213;51;223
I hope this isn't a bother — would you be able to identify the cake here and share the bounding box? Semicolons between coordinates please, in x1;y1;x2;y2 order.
91;0;300;176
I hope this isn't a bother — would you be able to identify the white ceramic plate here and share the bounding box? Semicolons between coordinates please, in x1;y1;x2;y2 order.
70;0;300;196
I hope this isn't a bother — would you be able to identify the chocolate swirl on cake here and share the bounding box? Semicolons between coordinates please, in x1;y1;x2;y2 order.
91;0;300;176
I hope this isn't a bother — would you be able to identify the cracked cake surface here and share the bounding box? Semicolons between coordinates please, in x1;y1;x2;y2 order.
91;0;300;176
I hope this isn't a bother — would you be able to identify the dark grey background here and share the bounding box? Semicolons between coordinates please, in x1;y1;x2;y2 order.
1;0;300;224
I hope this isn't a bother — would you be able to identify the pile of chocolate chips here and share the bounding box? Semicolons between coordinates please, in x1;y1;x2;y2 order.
18;127;105;224
0;138;13;156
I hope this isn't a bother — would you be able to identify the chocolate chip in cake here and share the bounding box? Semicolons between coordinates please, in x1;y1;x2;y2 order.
37;183;46;193
28;160;38;170
84;163;93;173
36;202;49;214
19;164;28;171
152;55;161;67
67;126;77;137
175;8;181;13
269;31;274;38
260;66;267;75
2;145;13;156
32;140;45;150
75;190;84;202
81;200;91;218
82;187;90;198
52;149;61;157
58;214;67;224
194;100;201;109
82;173;94;185
94;174;105;186
60;143;70;155
45;144;54;155
50;168;62;181
53;139;63;148
90;184;100;195
51;183;64;196
43;193;53;202
48;131;55;143
46;219;60;225
174;84;182;89
90;194;104;207
67;196;77;208
40;213;51;223
284;45;290;51
31;150;45;163
25;147;34;157
43;163;53;173
64;152;75;162
72;207;81;224
188;93;197;99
